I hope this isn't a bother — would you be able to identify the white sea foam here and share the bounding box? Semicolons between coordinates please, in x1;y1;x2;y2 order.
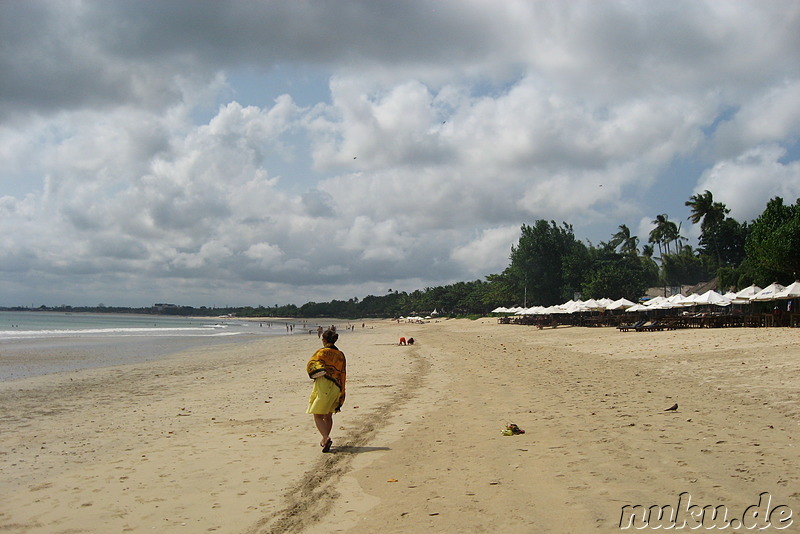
0;326;243;341
0;312;300;381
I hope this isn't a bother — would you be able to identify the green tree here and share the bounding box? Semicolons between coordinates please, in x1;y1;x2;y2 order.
648;216;665;258
484;272;521;307
649;214;672;256
686;190;731;266
663;219;683;254
650;213;683;258
686;190;728;232
713;217;748;267
610;224;640;255
639;252;660;288
744;197;800;282
661;246;710;286
581;248;654;301
503;220;587;306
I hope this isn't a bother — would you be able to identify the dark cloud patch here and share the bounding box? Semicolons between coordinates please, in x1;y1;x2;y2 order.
0;1;527;120
301;189;336;216
0;3;187;120
89;0;501;66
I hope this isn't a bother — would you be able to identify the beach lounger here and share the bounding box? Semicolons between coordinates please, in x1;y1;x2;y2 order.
636;321;666;332
617;320;645;332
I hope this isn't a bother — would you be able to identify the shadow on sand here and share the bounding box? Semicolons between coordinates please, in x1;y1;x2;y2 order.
333;445;391;454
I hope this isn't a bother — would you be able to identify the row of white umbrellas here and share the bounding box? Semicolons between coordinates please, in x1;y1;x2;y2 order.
399;315;430;322
492;281;800;315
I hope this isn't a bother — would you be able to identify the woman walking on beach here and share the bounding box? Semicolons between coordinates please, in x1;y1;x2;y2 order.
306;329;346;452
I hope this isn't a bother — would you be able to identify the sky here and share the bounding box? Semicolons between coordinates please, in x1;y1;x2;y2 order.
1;1;800;308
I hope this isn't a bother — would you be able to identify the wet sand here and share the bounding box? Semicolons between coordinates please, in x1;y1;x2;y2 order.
1;320;798;533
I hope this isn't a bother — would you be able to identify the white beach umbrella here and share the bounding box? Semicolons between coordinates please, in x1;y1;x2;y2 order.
682;293;700;305
653;299;681;310
491;307;508;313
581;298;605;310
565;301;589;313
775;281;800;299
750;282;786;301
692;290;731;306
657;294;688;308
735;284;762;299
644;296;666;307
729;285;761;305
656;299;680;310
625;304;649;312
607;297;635;310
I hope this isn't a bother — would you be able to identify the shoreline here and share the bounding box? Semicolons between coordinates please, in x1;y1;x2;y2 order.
1;319;798;532
0;331;274;382
0;315;356;382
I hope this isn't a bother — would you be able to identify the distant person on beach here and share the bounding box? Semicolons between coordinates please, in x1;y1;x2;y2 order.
399;337;406;345
306;329;346;453
773;305;783;326
407;337;414;345
317;326;323;338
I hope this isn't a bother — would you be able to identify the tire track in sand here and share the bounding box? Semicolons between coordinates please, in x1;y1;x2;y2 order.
244;345;430;534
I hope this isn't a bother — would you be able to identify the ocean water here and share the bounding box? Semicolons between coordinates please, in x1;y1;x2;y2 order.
0;311;293;340
0;311;303;381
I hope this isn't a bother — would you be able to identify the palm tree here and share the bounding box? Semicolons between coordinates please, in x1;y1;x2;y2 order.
686;190;728;230
671;220;686;253
610;224;639;255
650;214;674;255
685;190;730;263
663;220;679;255
649;222;664;258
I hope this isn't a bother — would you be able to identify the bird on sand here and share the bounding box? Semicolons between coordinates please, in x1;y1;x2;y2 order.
664;403;678;411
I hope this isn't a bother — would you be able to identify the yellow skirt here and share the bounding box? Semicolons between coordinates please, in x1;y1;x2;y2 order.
306;377;341;414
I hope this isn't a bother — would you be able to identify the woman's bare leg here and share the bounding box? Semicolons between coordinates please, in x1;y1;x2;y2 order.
313;413;333;446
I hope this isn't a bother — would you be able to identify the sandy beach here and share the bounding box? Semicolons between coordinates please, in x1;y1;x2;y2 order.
1;319;798;533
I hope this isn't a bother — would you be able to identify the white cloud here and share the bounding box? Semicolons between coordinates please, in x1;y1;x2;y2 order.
451;226;519;275
697;145;800;222
244;242;285;266
1;1;799;306
713;81;800;157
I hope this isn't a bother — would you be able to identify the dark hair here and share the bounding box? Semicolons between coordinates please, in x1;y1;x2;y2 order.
322;330;338;344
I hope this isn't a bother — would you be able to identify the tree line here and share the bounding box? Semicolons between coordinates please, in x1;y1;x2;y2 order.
11;192;798;319
285;191;796;317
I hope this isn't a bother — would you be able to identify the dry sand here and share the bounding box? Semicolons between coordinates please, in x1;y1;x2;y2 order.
1;320;798;533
